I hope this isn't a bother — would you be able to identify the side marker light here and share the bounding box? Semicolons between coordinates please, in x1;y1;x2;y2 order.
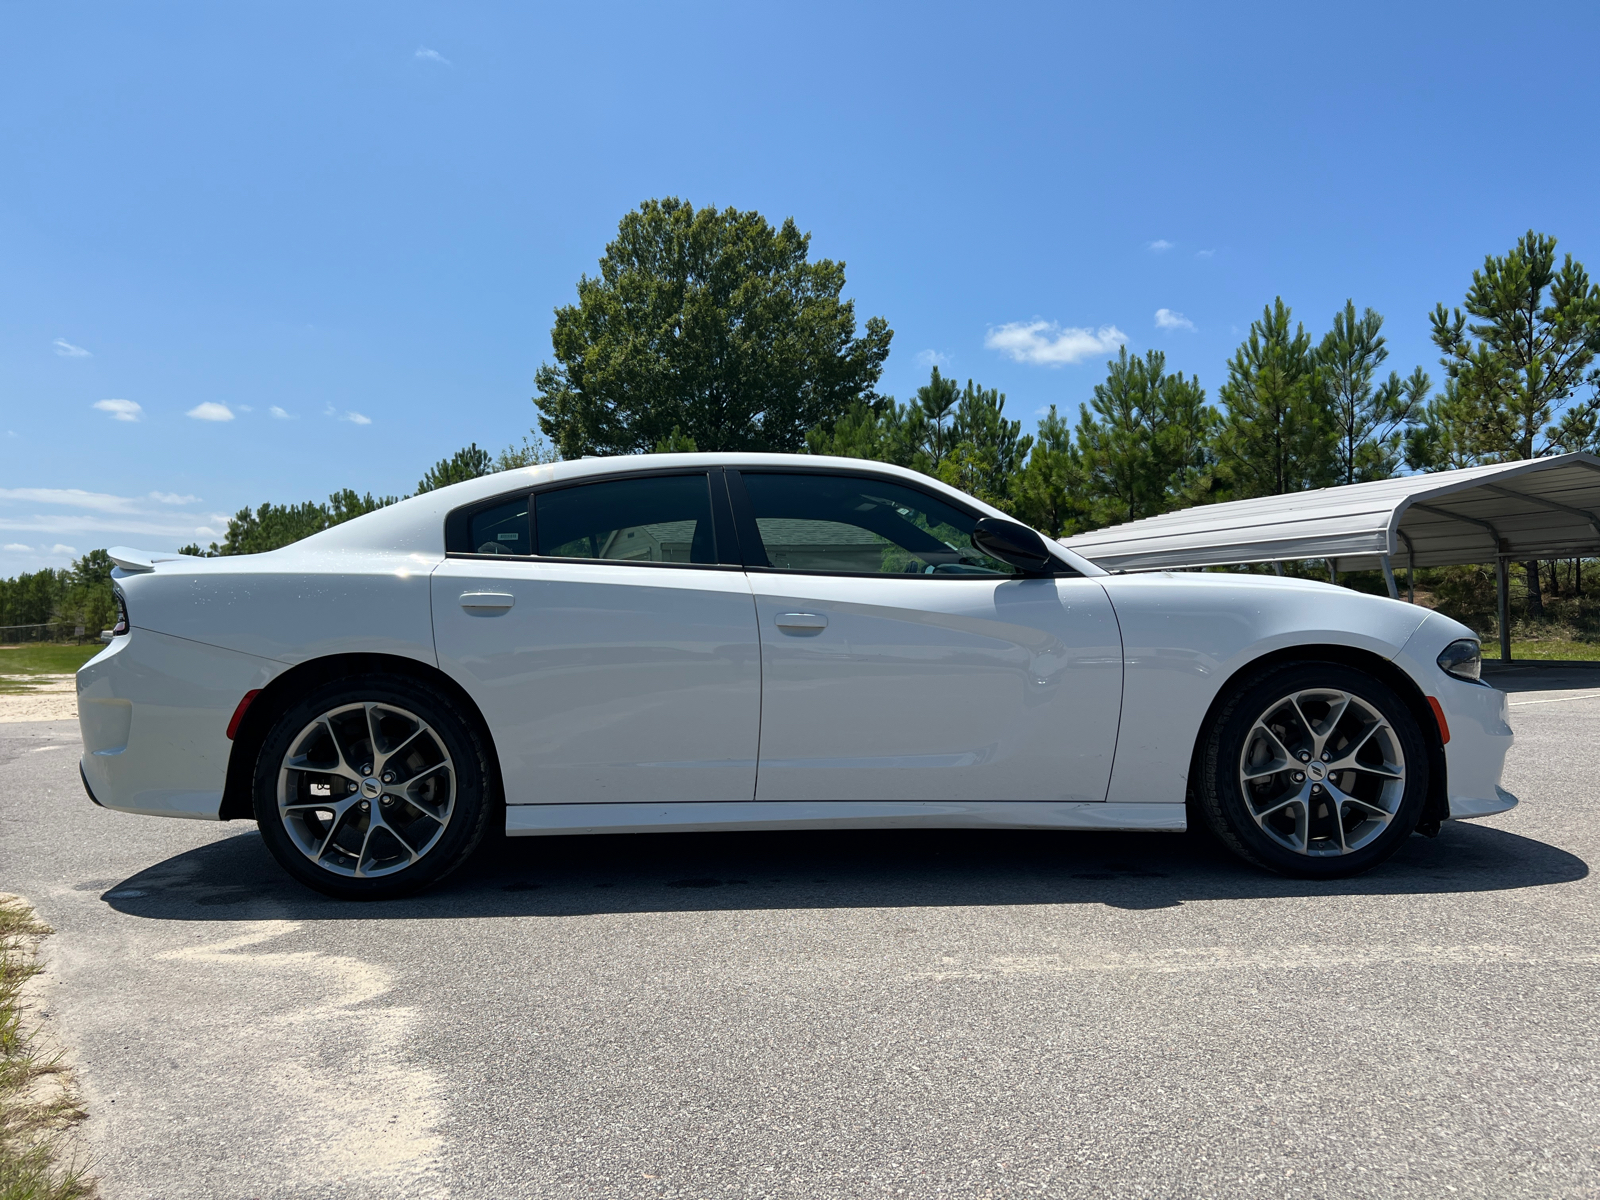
227;690;262;740
1426;696;1451;745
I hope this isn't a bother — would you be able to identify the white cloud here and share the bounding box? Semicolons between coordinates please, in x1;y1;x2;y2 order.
93;398;143;422
1195;249;1215;259
914;349;951;368
1147;240;1174;253
0;486;218;548
53;338;90;358
48;544;76;556
270;406;294;419
984;321;1127;367
1155;308;1196;332
343;411;372;425
148;491;200;505
415;47;452;65
237;404;253;413
3;543;30;552
186;402;234;422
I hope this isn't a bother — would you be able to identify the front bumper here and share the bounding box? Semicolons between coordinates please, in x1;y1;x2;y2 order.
77;628;280;820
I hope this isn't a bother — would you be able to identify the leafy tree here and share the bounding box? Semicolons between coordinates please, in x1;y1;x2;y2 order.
194;490;398;556
1075;347;1216;526
494;434;561;471
1317;301;1428;485
535;198;892;457
417;443;494;494
652;427;699;453
1215;298;1335;498
1427;230;1600;614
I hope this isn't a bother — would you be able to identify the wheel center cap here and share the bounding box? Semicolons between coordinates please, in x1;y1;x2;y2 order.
360;776;383;799
1306;762;1327;782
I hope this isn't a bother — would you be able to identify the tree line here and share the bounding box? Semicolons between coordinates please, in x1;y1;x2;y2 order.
5;206;1597;641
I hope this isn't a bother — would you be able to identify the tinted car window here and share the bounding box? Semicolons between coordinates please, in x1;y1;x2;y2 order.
468;497;531;556
738;473;1015;575
535;474;717;565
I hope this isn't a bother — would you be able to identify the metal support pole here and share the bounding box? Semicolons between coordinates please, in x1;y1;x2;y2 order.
1380;555;1399;600
1271;562;1284;576
1328;559;1339;585
1408;564;1414;604
1496;556;1511;663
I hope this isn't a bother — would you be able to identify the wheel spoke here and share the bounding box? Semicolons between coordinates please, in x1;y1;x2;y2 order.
1246;722;1296;776
374;727;427;776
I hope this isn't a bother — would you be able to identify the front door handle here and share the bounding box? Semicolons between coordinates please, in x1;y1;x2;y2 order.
775;612;827;633
460;592;515;612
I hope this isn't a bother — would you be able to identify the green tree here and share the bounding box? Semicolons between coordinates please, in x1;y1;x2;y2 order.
535;198;892;457
204;491;398;556
935;379;1032;509
1216;299;1335;499
1428;230;1600;615
1317;301;1428;485
417;443;494;494
1075;347;1216;526
1012;405;1091;536
652;427;699;453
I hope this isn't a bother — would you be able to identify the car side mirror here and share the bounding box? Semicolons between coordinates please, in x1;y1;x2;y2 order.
971;517;1055;574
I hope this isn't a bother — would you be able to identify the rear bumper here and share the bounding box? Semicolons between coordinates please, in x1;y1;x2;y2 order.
76;628;280;821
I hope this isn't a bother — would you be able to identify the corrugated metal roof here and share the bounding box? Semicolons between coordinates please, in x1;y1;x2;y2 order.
1059;453;1600;571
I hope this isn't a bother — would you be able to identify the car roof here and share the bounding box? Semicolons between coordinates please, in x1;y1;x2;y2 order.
292;452;1105;575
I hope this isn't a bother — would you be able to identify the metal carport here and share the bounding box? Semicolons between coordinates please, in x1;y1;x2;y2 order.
1058;452;1600;662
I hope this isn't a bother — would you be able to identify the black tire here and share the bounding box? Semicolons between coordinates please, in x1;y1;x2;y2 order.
1196;661;1429;879
252;674;494;899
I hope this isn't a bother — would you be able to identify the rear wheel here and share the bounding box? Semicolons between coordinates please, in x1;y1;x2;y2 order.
1196;662;1429;878
252;676;492;899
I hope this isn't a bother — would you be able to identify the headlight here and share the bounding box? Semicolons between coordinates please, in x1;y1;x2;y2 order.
1437;638;1481;682
111;589;129;637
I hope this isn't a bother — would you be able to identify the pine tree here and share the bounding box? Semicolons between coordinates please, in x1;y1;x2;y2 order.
1216;299;1335;498
1075;347;1215;526
1428;230;1600;615
1318;301;1427;485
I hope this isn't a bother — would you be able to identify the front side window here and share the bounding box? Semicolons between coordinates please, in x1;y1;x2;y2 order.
535;473;717;565
738;472;1016;576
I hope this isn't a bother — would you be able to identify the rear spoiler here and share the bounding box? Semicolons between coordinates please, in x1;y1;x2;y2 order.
106;546;196;574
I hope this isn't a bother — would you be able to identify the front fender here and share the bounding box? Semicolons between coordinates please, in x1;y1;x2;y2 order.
1098;574;1430;805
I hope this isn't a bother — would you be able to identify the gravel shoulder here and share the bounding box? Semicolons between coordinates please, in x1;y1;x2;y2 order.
1;675;1596;1200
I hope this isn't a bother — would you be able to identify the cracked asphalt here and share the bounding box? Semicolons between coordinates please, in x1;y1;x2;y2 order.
1;665;1597;1199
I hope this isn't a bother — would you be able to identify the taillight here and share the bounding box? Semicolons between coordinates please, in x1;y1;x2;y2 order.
111;589;130;637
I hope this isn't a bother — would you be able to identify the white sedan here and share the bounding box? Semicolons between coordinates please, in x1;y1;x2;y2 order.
77;453;1515;898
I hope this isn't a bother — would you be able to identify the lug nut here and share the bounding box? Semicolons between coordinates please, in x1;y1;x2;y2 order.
347;781;357;794
1321;753;1330;762
1299;751;1311;762
1293;772;1305;782
361;764;373;777
380;795;393;807
1311;785;1322;794
381;770;396;784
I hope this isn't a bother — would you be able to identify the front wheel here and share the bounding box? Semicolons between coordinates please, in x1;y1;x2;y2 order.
252;676;493;899
1196;662;1429;878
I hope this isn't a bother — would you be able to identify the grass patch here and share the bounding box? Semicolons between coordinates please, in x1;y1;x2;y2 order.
0;647;101;677
1509;638;1600;661
0;898;93;1199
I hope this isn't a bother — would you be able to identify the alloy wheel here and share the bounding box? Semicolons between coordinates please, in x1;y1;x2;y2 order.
1236;687;1406;857
275;701;456;878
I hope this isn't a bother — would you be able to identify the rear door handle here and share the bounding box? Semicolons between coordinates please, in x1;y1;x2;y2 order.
775;612;827;632
460;592;515;612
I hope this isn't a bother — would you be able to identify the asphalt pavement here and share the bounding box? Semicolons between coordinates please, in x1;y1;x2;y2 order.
2;668;1597;1199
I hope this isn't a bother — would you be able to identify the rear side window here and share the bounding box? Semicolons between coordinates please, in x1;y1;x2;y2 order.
535;474;717;565
468;497;530;555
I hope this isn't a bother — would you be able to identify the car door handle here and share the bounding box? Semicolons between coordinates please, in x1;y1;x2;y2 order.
459;592;515;611
775;612;827;632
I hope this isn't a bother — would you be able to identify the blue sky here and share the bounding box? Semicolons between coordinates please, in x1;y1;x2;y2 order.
4;1;1597;574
